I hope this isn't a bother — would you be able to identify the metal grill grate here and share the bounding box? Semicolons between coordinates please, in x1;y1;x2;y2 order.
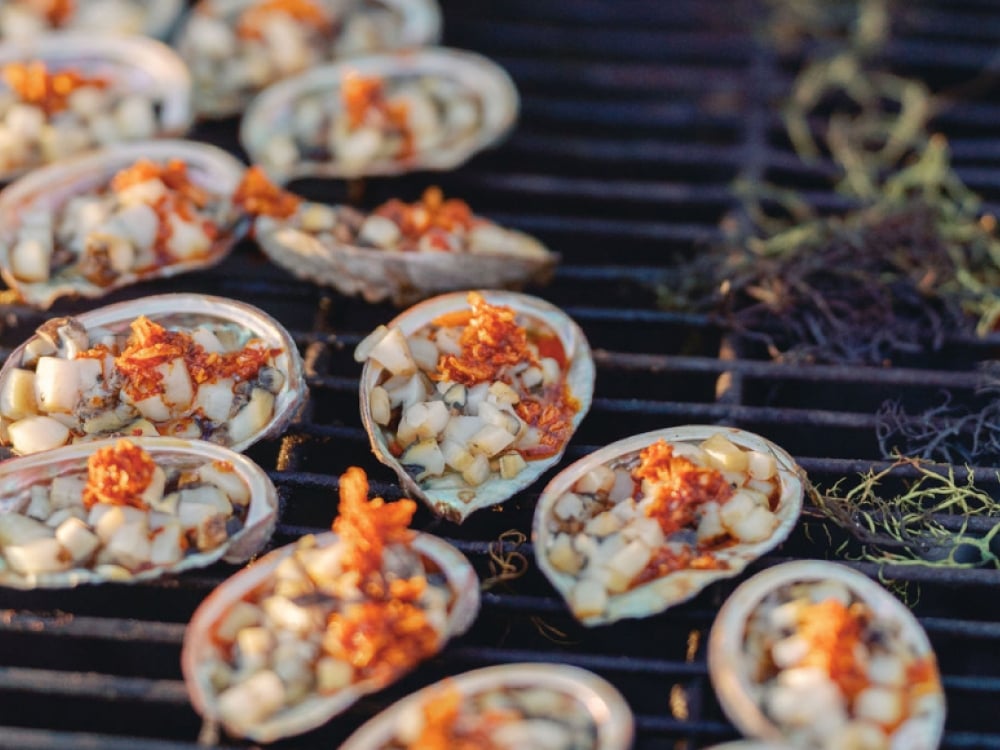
1;1;1000;748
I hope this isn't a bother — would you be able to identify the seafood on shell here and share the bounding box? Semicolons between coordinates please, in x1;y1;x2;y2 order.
0;293;307;456
533;426;804;626
0;140;247;308
244;175;558;305
175;0;442;119
356;290;594;523
708;560;946;750
182;466;480;742
241;47;518;181
0;436;277;588
339;663;634;750
0;33;192;181
0;0;184;39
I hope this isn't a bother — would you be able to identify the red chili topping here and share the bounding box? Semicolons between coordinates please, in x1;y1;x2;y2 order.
82;439;156;510
236;0;331;39
233;166;300;219
404;685;511;750
3;60;107;115
373;186;480;250
340;71;414;158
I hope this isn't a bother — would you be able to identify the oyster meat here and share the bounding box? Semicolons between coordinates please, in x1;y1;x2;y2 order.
0;0;183;39
182;466;480;742
0;33;192;181
339;663;634;750
241;47;518;180
356;290;594;523
708;560;946;750
175;0;441;119
0;140;248;308
0;293;307;455
0;437;277;588
533;426;804;626
242;174;558;305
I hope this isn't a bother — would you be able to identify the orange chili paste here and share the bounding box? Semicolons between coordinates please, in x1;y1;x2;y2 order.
3;60;107;115
82;438;156;510
237;0;331;39
233;166;300;219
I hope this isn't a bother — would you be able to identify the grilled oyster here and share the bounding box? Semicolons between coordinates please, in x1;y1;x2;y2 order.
0;0;184;39
241;47;518;181
0;293;307;455
708;560;945;750
0;140;247;308
0;33;192;182
243;175;558;305
0;437;277;588
182;466;480;742
533;426;803;626
339;663;634;750
356;290;594;523
176;0;441;119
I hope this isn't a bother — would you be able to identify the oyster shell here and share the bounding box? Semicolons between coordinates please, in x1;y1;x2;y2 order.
0;140;247;308
175;0;442;119
0;33;193;182
253;185;558;306
357;290;594;523
0;436;277;588
0;293;307;455
181;473;480;742
532;426;804;626
708;560;946;750
0;0;184;39
241;47;518;181
339;663;634;750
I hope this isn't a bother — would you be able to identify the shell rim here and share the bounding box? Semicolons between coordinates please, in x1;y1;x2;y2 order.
338;662;635;750
0;292;307;455
706;559;946;747
531;425;805;627
359;289;595;523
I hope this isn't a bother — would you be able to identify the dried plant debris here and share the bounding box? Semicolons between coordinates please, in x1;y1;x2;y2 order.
876;364;1000;465
809;457;1000;568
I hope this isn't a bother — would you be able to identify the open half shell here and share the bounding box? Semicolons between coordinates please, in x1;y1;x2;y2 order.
176;0;442;119
0;0;184;39
0;140;247;308
0;33;192;182
358;290;594;523
241;47;518;181
254;191;558;306
0;436;277;589
339;662;634;750
708;560;946;750
182;529;480;742
533;426;804;626
0;293;307;455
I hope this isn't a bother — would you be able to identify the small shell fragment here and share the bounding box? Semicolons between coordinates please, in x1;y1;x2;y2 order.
0;437;277;588
182;467;480;742
241;47;518;181
0;33;192;181
0;0;184;39
175;0;442;119
533;426;804;626
0;140;248;308
708;560;946;750
0;293;307;455
357;290;595;523
246;178;559;305
339;663;634;750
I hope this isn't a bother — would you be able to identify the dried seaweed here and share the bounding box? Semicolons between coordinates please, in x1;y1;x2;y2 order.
809;457;1000;568
876;363;1000;464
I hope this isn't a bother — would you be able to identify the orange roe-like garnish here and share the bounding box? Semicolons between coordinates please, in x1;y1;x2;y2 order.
236;0;331;39
233;166;300;220
3;60;107;115
796;598;871;703
340;71;414;157
436;292;537;386
113;316;276;402
406;685;510;750
82;439;156;510
514;382;580;460
373;187;480;250
332;465;417;579
636;440;733;536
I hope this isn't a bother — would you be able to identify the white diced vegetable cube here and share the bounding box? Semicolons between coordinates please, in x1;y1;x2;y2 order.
7;416;71;454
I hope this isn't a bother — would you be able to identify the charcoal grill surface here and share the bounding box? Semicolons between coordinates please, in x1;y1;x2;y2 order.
1;1;1000;748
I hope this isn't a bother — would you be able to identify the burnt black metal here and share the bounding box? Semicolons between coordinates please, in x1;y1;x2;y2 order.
0;0;999;748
